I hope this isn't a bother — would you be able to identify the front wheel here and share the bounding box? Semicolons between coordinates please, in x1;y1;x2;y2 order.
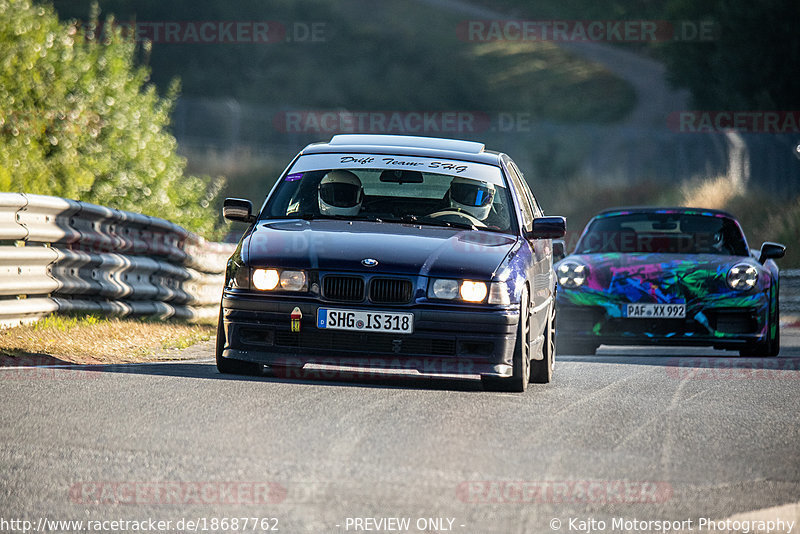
482;287;530;392
740;286;780;357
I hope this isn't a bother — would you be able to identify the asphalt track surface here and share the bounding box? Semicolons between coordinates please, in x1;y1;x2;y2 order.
1;331;798;534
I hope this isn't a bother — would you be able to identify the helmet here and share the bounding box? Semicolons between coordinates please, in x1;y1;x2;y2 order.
448;177;495;220
318;170;363;216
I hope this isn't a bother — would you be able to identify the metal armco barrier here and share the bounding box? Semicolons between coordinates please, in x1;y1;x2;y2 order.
0;193;235;327
782;269;800;314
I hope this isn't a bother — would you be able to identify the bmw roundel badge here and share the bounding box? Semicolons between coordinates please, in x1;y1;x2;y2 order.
361;258;379;267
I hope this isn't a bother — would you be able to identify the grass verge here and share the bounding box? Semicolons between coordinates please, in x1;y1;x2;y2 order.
0;315;215;365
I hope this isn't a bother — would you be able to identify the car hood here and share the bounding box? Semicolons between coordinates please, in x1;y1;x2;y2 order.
243;220;518;279
560;252;759;301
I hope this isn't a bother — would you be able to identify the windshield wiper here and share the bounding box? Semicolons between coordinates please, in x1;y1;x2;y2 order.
431;220;477;231
381;215;476;231
296;213;383;222
379;215;426;225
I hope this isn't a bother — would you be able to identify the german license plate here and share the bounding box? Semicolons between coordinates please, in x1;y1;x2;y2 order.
626;303;686;319
317;308;414;333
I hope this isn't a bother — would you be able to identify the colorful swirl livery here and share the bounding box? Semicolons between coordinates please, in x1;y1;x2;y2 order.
555;208;785;356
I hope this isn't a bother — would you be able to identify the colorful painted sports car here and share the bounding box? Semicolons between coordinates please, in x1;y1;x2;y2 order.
555;207;785;356
217;134;566;391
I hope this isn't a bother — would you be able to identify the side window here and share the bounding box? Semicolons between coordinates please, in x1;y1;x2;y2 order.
506;163;534;231
510;162;543;218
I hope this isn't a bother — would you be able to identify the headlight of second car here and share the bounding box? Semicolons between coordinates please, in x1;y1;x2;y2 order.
251;268;307;292
556;261;588;288
727;263;758;291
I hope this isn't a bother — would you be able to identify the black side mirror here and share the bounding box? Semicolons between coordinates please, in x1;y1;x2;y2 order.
759;242;786;263
526;216;566;240
553;239;566;262
223;198;256;223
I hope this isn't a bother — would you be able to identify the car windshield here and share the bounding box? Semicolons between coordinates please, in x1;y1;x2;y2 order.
261;156;516;233
575;212;749;256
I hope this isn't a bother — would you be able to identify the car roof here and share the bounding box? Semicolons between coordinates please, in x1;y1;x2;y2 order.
300;134;504;166
594;206;738;219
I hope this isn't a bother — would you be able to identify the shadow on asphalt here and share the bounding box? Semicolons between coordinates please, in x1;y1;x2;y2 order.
67;361;488;391
0;350;76;367
560;346;800;370
19;354;799;392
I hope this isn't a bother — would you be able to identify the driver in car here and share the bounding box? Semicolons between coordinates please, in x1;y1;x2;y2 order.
317;170;364;216
429;177;498;227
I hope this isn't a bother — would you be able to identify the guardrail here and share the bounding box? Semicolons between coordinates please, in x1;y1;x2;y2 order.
782;269;800;314
0;193;235;328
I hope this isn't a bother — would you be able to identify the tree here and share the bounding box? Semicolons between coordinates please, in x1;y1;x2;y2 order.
0;0;223;236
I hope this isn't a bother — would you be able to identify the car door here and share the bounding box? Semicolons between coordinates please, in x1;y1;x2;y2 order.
504;159;550;343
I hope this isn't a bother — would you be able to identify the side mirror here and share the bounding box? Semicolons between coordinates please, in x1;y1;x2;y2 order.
553;239;566;262
223;198;256;223
759;242;785;263
526;216;566;240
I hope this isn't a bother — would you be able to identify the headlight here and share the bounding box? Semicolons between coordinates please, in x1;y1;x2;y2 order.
280;270;307;291
428;279;489;303
251;268;307;292
252;268;280;290
460;281;488;302
429;279;459;299
727;263;758;291
557;261;588;288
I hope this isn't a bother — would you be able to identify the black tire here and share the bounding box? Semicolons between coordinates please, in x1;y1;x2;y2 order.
768;285;781;356
482;287;530;392
530;304;555;384
740;286;780;357
215;310;263;375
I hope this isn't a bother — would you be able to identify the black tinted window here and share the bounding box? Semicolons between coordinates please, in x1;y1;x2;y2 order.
576;213;749;256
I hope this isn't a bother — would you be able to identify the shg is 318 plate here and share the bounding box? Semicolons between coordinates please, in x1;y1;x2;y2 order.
317;308;414;333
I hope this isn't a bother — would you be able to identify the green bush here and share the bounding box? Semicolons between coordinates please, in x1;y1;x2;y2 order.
0;0;223;237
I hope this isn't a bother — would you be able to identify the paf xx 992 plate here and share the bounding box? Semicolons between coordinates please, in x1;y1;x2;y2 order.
625;303;685;319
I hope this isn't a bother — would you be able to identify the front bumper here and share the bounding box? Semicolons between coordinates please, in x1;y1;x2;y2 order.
220;293;520;378
556;292;769;349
